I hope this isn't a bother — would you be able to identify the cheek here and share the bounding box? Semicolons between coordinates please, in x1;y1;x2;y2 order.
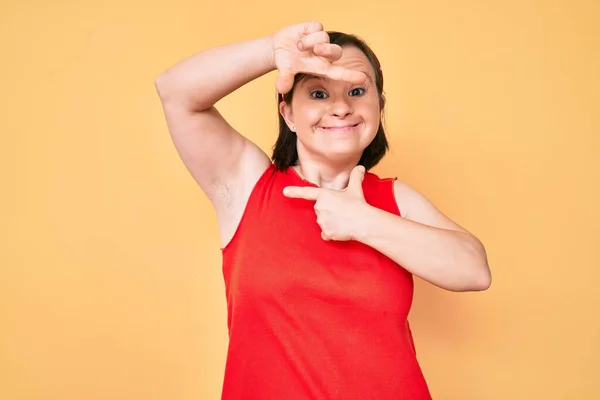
298;106;325;126
356;101;380;122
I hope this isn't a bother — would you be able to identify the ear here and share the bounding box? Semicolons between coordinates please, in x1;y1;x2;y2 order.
379;93;386;109
279;100;296;132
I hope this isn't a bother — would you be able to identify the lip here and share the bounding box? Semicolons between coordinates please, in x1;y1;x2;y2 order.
319;123;361;130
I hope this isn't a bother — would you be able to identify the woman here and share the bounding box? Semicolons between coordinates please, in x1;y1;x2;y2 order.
155;21;491;400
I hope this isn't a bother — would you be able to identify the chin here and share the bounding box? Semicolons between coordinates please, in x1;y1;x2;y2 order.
316;143;369;161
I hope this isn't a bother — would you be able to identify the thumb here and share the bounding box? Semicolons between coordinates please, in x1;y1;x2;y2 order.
276;72;295;95
348;165;366;193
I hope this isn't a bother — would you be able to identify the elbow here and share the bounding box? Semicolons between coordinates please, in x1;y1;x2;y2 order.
154;73;207;111
466;239;492;291
154;73;173;101
447;265;491;292
456;235;492;292
470;265;492;291
154;70;186;105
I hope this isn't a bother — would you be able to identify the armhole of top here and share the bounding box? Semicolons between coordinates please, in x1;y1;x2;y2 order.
220;163;276;253
388;176;402;218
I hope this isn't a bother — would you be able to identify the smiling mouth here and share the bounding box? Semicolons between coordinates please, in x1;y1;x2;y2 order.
320;123;361;131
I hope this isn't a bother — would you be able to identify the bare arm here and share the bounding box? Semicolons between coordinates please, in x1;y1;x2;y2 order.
282;167;491;292
154;36;275;208
155;36;275;112
354;180;491;292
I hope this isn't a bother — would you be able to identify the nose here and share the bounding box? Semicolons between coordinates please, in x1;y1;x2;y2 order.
329;97;354;118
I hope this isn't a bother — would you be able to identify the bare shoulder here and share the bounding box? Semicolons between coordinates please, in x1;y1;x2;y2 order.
159;103;271;246
212;141;272;248
392;179;470;233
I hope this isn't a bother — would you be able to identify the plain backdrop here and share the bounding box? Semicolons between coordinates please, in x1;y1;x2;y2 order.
2;0;599;399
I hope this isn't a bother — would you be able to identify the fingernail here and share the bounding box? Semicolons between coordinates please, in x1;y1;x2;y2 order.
297;41;304;51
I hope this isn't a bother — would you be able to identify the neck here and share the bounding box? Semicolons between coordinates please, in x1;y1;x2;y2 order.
293;159;359;190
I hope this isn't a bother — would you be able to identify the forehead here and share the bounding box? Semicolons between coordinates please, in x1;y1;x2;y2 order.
333;45;374;74
298;45;376;85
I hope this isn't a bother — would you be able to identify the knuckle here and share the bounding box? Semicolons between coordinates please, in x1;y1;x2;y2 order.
317;31;330;43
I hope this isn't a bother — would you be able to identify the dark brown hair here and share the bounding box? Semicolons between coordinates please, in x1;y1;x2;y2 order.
271;31;388;171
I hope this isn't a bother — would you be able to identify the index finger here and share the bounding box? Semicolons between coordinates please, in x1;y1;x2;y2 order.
312;42;343;63
324;65;367;85
283;186;321;200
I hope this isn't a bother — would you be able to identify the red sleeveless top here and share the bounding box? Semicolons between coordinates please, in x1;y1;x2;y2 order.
221;164;432;399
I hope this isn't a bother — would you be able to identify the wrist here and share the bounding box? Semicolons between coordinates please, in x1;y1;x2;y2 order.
351;203;377;242
261;35;277;71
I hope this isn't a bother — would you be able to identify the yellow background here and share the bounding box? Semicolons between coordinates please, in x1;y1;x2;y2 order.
2;0;599;399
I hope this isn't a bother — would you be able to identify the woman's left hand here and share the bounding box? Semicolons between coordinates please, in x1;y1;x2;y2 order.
283;165;368;241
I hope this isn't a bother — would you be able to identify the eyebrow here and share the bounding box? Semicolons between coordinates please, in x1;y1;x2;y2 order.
302;73;374;85
303;75;324;82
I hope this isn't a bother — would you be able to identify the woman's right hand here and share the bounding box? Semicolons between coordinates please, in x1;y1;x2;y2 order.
270;21;367;95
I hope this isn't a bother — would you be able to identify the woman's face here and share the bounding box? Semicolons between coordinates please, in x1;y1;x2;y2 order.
280;46;382;166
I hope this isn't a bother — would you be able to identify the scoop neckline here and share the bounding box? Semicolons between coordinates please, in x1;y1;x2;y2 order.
288;165;319;187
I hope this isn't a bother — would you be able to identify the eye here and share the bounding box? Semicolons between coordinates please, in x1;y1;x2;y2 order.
310;90;328;99
349;87;366;96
